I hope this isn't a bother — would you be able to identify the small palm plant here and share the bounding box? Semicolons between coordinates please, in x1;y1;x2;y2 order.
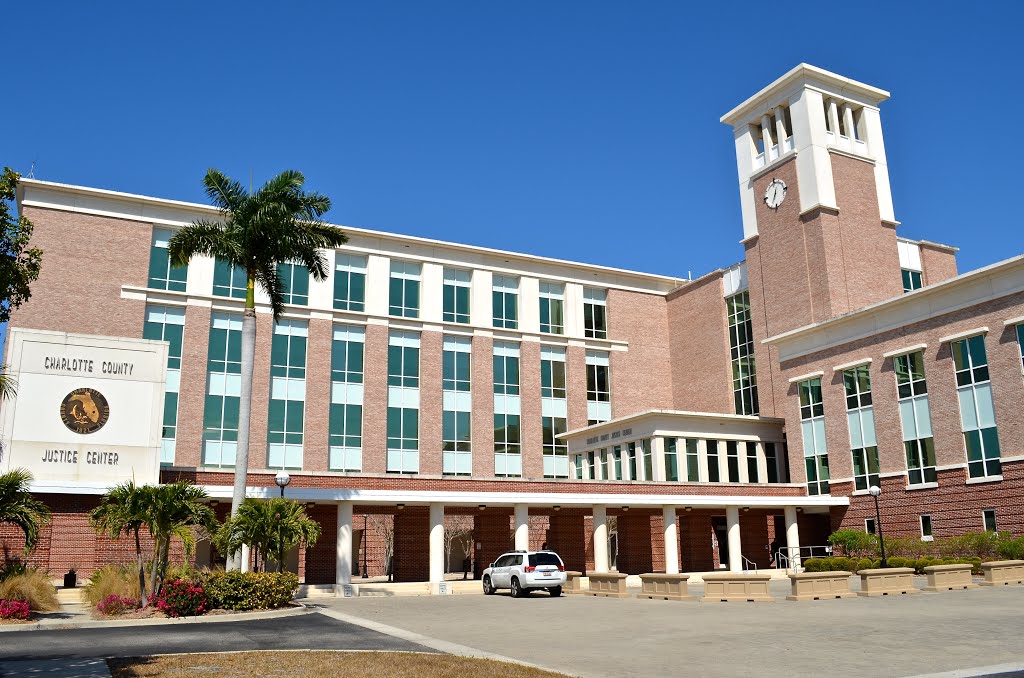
89;481;152;605
0;469;50;551
144;482;218;597
216;498;321;572
168;170;345;570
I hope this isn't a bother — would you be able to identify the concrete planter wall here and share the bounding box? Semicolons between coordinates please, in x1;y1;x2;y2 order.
637;573;695;601
701;573;774;602
786;571;854;601
857;568;918;597
922;564;978;592
564;571;585;594
980;560;1024;586
587;572;629;598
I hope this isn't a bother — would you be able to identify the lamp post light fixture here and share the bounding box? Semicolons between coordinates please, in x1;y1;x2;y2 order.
868;485;888;568
274;471;291;498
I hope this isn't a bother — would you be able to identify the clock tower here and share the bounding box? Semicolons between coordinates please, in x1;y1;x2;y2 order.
721;64;905;415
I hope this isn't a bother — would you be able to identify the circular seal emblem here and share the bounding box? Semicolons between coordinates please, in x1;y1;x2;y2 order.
60;388;110;434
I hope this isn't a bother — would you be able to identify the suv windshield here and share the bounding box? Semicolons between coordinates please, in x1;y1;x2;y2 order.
529;553;562;567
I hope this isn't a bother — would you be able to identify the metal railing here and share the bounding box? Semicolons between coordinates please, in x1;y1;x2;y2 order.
741;555;758;573
775;545;833;573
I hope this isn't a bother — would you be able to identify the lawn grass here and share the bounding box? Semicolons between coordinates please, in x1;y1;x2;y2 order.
108;651;572;677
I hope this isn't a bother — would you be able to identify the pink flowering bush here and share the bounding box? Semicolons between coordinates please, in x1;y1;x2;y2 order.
0;599;31;620
153;579;208;618
96;594;138;616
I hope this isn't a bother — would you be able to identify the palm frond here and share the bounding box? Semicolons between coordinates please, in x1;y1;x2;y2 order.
167;220;232;267
203;169;249;213
0;469;50;549
0;367;18;401
254;262;286;320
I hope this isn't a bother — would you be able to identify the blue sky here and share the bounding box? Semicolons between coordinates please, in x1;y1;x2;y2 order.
5;1;1023;287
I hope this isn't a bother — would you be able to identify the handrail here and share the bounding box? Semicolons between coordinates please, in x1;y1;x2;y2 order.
741;555;757;573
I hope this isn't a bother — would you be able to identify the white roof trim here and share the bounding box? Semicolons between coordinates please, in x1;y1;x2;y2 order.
832;358;872;372
1005;316;1024;327
938;327;989;344
882;343;928;359
788;370;824;384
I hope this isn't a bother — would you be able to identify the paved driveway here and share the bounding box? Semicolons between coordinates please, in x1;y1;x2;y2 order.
313;581;1024;678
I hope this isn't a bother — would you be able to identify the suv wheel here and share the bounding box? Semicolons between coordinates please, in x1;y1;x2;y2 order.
548;585;562;597
482;576;495;595
510;577;524;598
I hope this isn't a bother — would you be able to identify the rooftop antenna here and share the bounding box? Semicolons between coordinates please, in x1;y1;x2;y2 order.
27;159;36;179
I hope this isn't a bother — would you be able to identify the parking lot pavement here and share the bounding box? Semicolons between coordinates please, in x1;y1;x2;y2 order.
314;582;1024;678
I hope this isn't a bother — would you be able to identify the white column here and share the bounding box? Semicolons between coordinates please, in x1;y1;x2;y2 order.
738;442;750;484
726;507;742;573
774;105;788;147
756;442;769;484
784;506;801;571
593;505;609;572
336;501;353;586
514;504;530;551
651;437;667;482
429;503;445;584
697;440;709;482
663;506;679;575
827;99;841;137
760;114;774;156
842;104;856;140
240;544;251;573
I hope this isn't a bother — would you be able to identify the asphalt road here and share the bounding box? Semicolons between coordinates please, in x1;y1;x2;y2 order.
0;611;433;661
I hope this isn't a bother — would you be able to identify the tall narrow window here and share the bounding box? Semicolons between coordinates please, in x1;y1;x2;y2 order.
685;439;699;482
799;377;829;495
844;365;879;491
895;351;936;486
540;347;567;399
443;268;471;324
745;442;759;483
540;346;567;478
764;442;779;483
586;350;611;424
539;282;565;335
901;269;923;293
493;341;522;477
706;440;720;483
952;335;1001;479
277;262;309;306
920;514;933;541
143;305;185;464
726;441;740;483
492;275;518;330
389;261;421;318
626;441;639;481
147;228;187;291
268;319;307;470
612;445;623;480
212;258;247;299
983;509;997;532
203;313;241;467
329;325;364;472
542;416;568;478
642;439;653;481
442;336;472;476
583;288;608;339
727;291;759;415
664;438;679;482
387;331;420;473
334;254;367;312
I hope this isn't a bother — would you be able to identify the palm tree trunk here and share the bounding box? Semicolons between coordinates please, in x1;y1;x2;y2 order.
149;539;161;605
134;528;147;607
229;281;257;571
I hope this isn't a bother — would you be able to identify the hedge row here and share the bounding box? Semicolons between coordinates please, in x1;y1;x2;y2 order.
803;556;983;575
194;571;299;611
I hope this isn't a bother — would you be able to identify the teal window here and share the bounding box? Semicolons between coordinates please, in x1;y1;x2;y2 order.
442;337;471;392
1016;324;1024;370
902;268;923;293
685;439;699;482
386;407;419;474
642;439;653;481
746;442;759;483
213;258;247;299
764;442;779;483
387;331;420;474
329;325;364;472
726;441;740;482
574;454;583;480
493;340;521;477
539;282;564;335
277;262;309;306
494;413;521;477
442;336;472;476
144;305;185;464
267;319;307;470
707;440;720;483
586;351;611;424
664;438;678;482
492;275;518;330
443;411;472;476
389;260;420;318
799;377;829;495
895;351;936;486
952;335;1000;479
542;416;568;478
626;441;638;480
443;268;471;324
202;313;242;467
541;347;567;399
333;254;367;312
387;331;420;388
584;288;607;339
727;291;759;416
493;341;520;396
844;365;878;491
147;228;187;292
612;445;623;480
600;449;609;480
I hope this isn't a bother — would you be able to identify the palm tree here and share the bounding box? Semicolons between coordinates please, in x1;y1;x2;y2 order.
0;366;17;402
89;482;151;605
0;468;50;551
168;169;344;570
216;498;321;573
145;482;217;597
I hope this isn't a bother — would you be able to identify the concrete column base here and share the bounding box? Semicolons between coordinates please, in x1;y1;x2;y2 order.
922;564;979;592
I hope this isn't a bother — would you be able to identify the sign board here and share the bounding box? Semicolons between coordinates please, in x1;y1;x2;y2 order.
0;328;167;486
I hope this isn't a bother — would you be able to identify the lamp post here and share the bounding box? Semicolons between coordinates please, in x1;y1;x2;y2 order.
275;470;291;498
274;471;291;572
868;485;888;568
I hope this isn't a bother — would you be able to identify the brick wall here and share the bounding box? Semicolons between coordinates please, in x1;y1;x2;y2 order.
418;331;444;475
920;242;958;286
608;289;673;418
392;507;429;582
666;273;734;413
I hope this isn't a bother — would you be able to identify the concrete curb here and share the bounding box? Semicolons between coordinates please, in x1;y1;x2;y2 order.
0;603;311;633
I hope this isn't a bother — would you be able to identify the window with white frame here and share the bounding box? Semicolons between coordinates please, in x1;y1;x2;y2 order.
745;442;759;483
539;282;565;335
442;336;472;476
611;445;623;480
492;275;518;330
277;262;310;306
143;305;185;464
727;291;759;416
583;288;608;339
902;269;923;293
586;350;611;424
1016;324;1024;370
685;439;699;482
213;258;247;299
799;377;829;495
203;313;242;467
844;365;879;491
329;325;364;472
952;335;1001;479
540;346;568;478
626;441;639;480
983;509;997;532
706;440;720;483
387;331;420;473
542;416;568;478
267;319;307;469
493;341;522;477
726;441;740;482
895;351;936;486
642;439;653;481
389;261;421;318
147;227;187;292
540;346;567;399
664;438;679;482
334;254;367;312
865;517;876;534
443;268;471;324
920;514;933;541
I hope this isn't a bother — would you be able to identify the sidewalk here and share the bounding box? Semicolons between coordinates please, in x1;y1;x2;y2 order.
0;658;112;678
0;602;311;633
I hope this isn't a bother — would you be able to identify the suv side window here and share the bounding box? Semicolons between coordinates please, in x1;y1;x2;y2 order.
494;555;508;567
512;555;523;566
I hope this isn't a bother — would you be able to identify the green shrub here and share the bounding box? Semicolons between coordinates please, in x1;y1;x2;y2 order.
802;558;824;572
84;564;141;607
855;558;878;572
883;536;931;559
198;571;299;611
0;568;60;612
828;556;853;572
0;560;26;583
938;531;1001;559
96;594;139;616
828;529;879;558
887;557;913;569
996;536;1024;560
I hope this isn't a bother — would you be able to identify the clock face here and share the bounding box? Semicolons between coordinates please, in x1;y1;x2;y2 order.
764;178;787;209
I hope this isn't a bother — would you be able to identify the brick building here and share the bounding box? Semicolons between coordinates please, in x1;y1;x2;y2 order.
2;64;1022;589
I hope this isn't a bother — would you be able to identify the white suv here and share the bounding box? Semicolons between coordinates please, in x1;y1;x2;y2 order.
482;550;567;597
